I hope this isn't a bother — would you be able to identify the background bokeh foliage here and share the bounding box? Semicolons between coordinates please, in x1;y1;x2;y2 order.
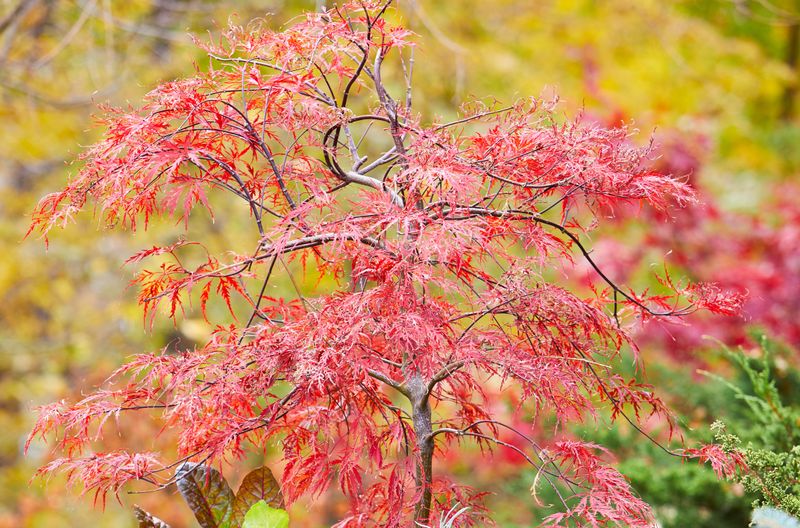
2;0;799;526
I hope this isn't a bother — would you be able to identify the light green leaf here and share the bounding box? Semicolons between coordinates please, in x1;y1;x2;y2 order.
242;500;289;528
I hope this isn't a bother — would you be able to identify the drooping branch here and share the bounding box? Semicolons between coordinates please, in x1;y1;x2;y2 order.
429;203;698;317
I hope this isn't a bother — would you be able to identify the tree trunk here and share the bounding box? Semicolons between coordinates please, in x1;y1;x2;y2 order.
407;374;434;525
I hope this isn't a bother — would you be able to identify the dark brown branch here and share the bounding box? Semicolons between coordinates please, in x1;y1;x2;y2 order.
427;360;466;393
430;427;577;510
200;155;264;237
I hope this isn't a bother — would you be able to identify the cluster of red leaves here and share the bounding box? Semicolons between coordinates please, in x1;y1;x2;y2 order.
36;451;161;509
27;2;740;526
542;442;654;528
681;444;748;480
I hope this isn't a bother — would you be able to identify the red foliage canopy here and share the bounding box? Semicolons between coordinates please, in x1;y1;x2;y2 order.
27;3;743;526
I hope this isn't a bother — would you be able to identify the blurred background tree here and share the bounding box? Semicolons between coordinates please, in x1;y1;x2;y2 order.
4;1;800;526
0;2;289;526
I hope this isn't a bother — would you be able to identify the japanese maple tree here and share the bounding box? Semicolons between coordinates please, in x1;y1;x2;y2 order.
27;2;744;526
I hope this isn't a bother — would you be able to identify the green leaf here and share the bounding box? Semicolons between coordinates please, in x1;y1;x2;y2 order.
175;462;235;528
241;501;289;528
133;505;171;528
231;466;284;526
